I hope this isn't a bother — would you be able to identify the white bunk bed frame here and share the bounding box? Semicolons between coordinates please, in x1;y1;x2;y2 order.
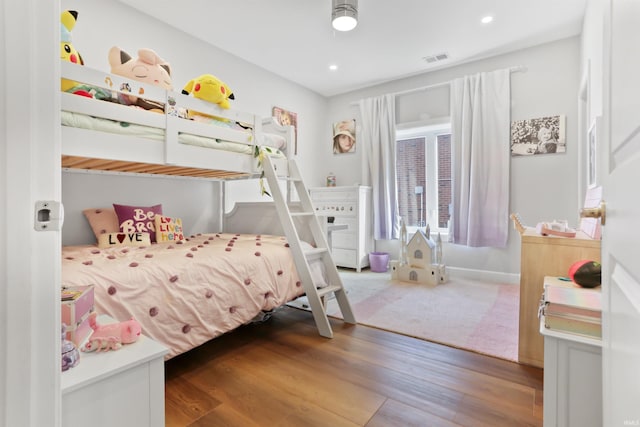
59;59;355;344
60;60;292;179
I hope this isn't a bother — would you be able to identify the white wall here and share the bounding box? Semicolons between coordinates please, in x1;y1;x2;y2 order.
325;37;582;276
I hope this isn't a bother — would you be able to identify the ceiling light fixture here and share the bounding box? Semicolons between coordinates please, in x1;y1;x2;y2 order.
332;0;358;32
481;15;494;24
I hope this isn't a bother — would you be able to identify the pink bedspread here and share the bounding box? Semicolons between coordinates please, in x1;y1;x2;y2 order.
62;233;322;359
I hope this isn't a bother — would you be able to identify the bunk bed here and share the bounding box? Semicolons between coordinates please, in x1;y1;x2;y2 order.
60;61;293;179
59;61;323;359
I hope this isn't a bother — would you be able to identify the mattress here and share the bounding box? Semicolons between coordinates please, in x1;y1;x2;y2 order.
61;232;325;359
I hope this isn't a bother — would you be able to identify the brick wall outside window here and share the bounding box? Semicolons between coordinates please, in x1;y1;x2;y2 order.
396;134;451;230
437;134;452;228
396;137;426;227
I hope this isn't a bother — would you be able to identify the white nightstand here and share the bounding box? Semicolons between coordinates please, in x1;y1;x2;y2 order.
540;315;602;426
61;315;168;427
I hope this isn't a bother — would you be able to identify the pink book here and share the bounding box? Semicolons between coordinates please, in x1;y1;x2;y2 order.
543;285;602;321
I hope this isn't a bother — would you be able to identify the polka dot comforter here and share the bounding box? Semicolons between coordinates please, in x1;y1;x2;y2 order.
62;233;327;359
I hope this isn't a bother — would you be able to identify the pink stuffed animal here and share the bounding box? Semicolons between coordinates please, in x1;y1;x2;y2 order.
108;46;172;112
82;312;142;352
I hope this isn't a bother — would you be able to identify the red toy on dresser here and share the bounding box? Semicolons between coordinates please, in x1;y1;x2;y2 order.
81;312;142;352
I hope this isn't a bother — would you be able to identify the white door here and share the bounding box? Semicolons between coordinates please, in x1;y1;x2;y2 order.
1;1;62;426
601;0;640;425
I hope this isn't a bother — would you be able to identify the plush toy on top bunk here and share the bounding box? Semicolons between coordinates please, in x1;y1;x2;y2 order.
108;46;173;113
60;10;90;98
182;74;235;109
60;11;114;101
181;73;239;124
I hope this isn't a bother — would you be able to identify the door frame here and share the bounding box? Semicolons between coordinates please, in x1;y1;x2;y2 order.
1;1;62;426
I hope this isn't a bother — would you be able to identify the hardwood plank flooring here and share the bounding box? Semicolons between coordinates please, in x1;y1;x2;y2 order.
165;307;543;427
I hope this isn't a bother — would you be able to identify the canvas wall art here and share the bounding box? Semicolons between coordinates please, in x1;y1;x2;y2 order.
510;114;566;156
272;106;298;154
332;119;356;154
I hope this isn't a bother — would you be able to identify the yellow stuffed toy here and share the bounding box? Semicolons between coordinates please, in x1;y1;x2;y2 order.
60;10;84;93
181;74;235;109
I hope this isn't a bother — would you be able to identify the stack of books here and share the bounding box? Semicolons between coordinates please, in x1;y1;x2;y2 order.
541;277;602;339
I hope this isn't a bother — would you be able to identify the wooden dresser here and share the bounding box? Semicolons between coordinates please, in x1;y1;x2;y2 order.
517;228;601;368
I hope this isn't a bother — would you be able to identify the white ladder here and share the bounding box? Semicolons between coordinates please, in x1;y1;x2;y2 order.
262;156;356;338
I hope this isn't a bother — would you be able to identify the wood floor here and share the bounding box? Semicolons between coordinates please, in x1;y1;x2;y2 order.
164;306;543;426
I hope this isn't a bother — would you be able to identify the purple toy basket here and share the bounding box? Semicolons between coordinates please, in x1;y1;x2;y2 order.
369;252;390;273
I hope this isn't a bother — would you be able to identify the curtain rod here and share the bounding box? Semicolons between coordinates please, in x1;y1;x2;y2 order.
350;65;526;106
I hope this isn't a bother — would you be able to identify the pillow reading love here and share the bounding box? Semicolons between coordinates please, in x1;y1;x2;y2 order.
113;204;163;243
97;232;151;249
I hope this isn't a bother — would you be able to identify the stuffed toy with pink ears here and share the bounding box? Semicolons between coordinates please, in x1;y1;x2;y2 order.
108;46;173;112
82;312;142;352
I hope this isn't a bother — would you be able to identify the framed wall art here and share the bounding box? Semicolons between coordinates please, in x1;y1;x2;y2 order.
510;114;566;156
332;119;356;154
272;106;298;154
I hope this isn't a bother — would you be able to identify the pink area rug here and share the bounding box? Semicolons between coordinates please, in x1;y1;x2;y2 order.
291;270;519;362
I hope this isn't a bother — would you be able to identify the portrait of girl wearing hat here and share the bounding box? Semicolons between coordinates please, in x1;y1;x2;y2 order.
333;119;356;154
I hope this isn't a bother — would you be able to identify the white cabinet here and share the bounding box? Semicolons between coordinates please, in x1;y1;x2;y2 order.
540;316;602;427
309;186;373;272
61;316;168;427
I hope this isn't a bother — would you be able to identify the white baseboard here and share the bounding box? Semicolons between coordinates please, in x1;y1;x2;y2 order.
448;267;520;285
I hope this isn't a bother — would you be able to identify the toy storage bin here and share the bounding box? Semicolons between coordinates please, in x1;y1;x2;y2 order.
369;252;390;272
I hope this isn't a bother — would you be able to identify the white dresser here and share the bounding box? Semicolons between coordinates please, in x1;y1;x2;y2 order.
61;316;168;427
309;185;373;272
540;316;602;427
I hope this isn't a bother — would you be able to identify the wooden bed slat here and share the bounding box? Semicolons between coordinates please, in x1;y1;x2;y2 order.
61;155;251;180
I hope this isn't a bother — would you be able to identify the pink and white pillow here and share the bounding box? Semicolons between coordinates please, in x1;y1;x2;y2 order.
113;204;163;243
83;208;120;242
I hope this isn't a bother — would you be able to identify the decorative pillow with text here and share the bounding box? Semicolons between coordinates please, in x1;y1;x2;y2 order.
97;232;151;248
113;204;163;243
155;215;185;243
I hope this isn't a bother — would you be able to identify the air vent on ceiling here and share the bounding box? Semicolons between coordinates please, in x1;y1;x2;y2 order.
423;52;449;64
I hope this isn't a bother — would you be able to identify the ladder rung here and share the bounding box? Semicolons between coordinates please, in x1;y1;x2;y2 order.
290;212;314;217
317;284;343;298
304;247;328;260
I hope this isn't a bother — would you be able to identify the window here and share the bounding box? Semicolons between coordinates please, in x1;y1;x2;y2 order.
396;124;452;236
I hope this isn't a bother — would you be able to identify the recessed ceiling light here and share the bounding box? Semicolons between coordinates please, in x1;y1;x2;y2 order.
481;15;494;24
329;64;338;71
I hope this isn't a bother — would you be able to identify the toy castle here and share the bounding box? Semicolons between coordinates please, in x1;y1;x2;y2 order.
390;222;448;285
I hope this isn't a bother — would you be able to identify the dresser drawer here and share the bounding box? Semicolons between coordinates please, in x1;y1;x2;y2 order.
332;248;357;267
332;233;356;249
310;190;357;202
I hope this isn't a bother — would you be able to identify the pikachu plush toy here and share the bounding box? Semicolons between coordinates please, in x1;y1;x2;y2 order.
60;10;84;93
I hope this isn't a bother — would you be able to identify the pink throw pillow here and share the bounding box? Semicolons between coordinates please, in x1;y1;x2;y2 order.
113;204;163;243
83;208;120;243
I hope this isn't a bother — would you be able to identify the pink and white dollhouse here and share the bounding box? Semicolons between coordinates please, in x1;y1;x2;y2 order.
390;228;448;285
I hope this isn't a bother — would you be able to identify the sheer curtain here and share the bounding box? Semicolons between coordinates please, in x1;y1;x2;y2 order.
358;94;398;240
450;69;511;247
